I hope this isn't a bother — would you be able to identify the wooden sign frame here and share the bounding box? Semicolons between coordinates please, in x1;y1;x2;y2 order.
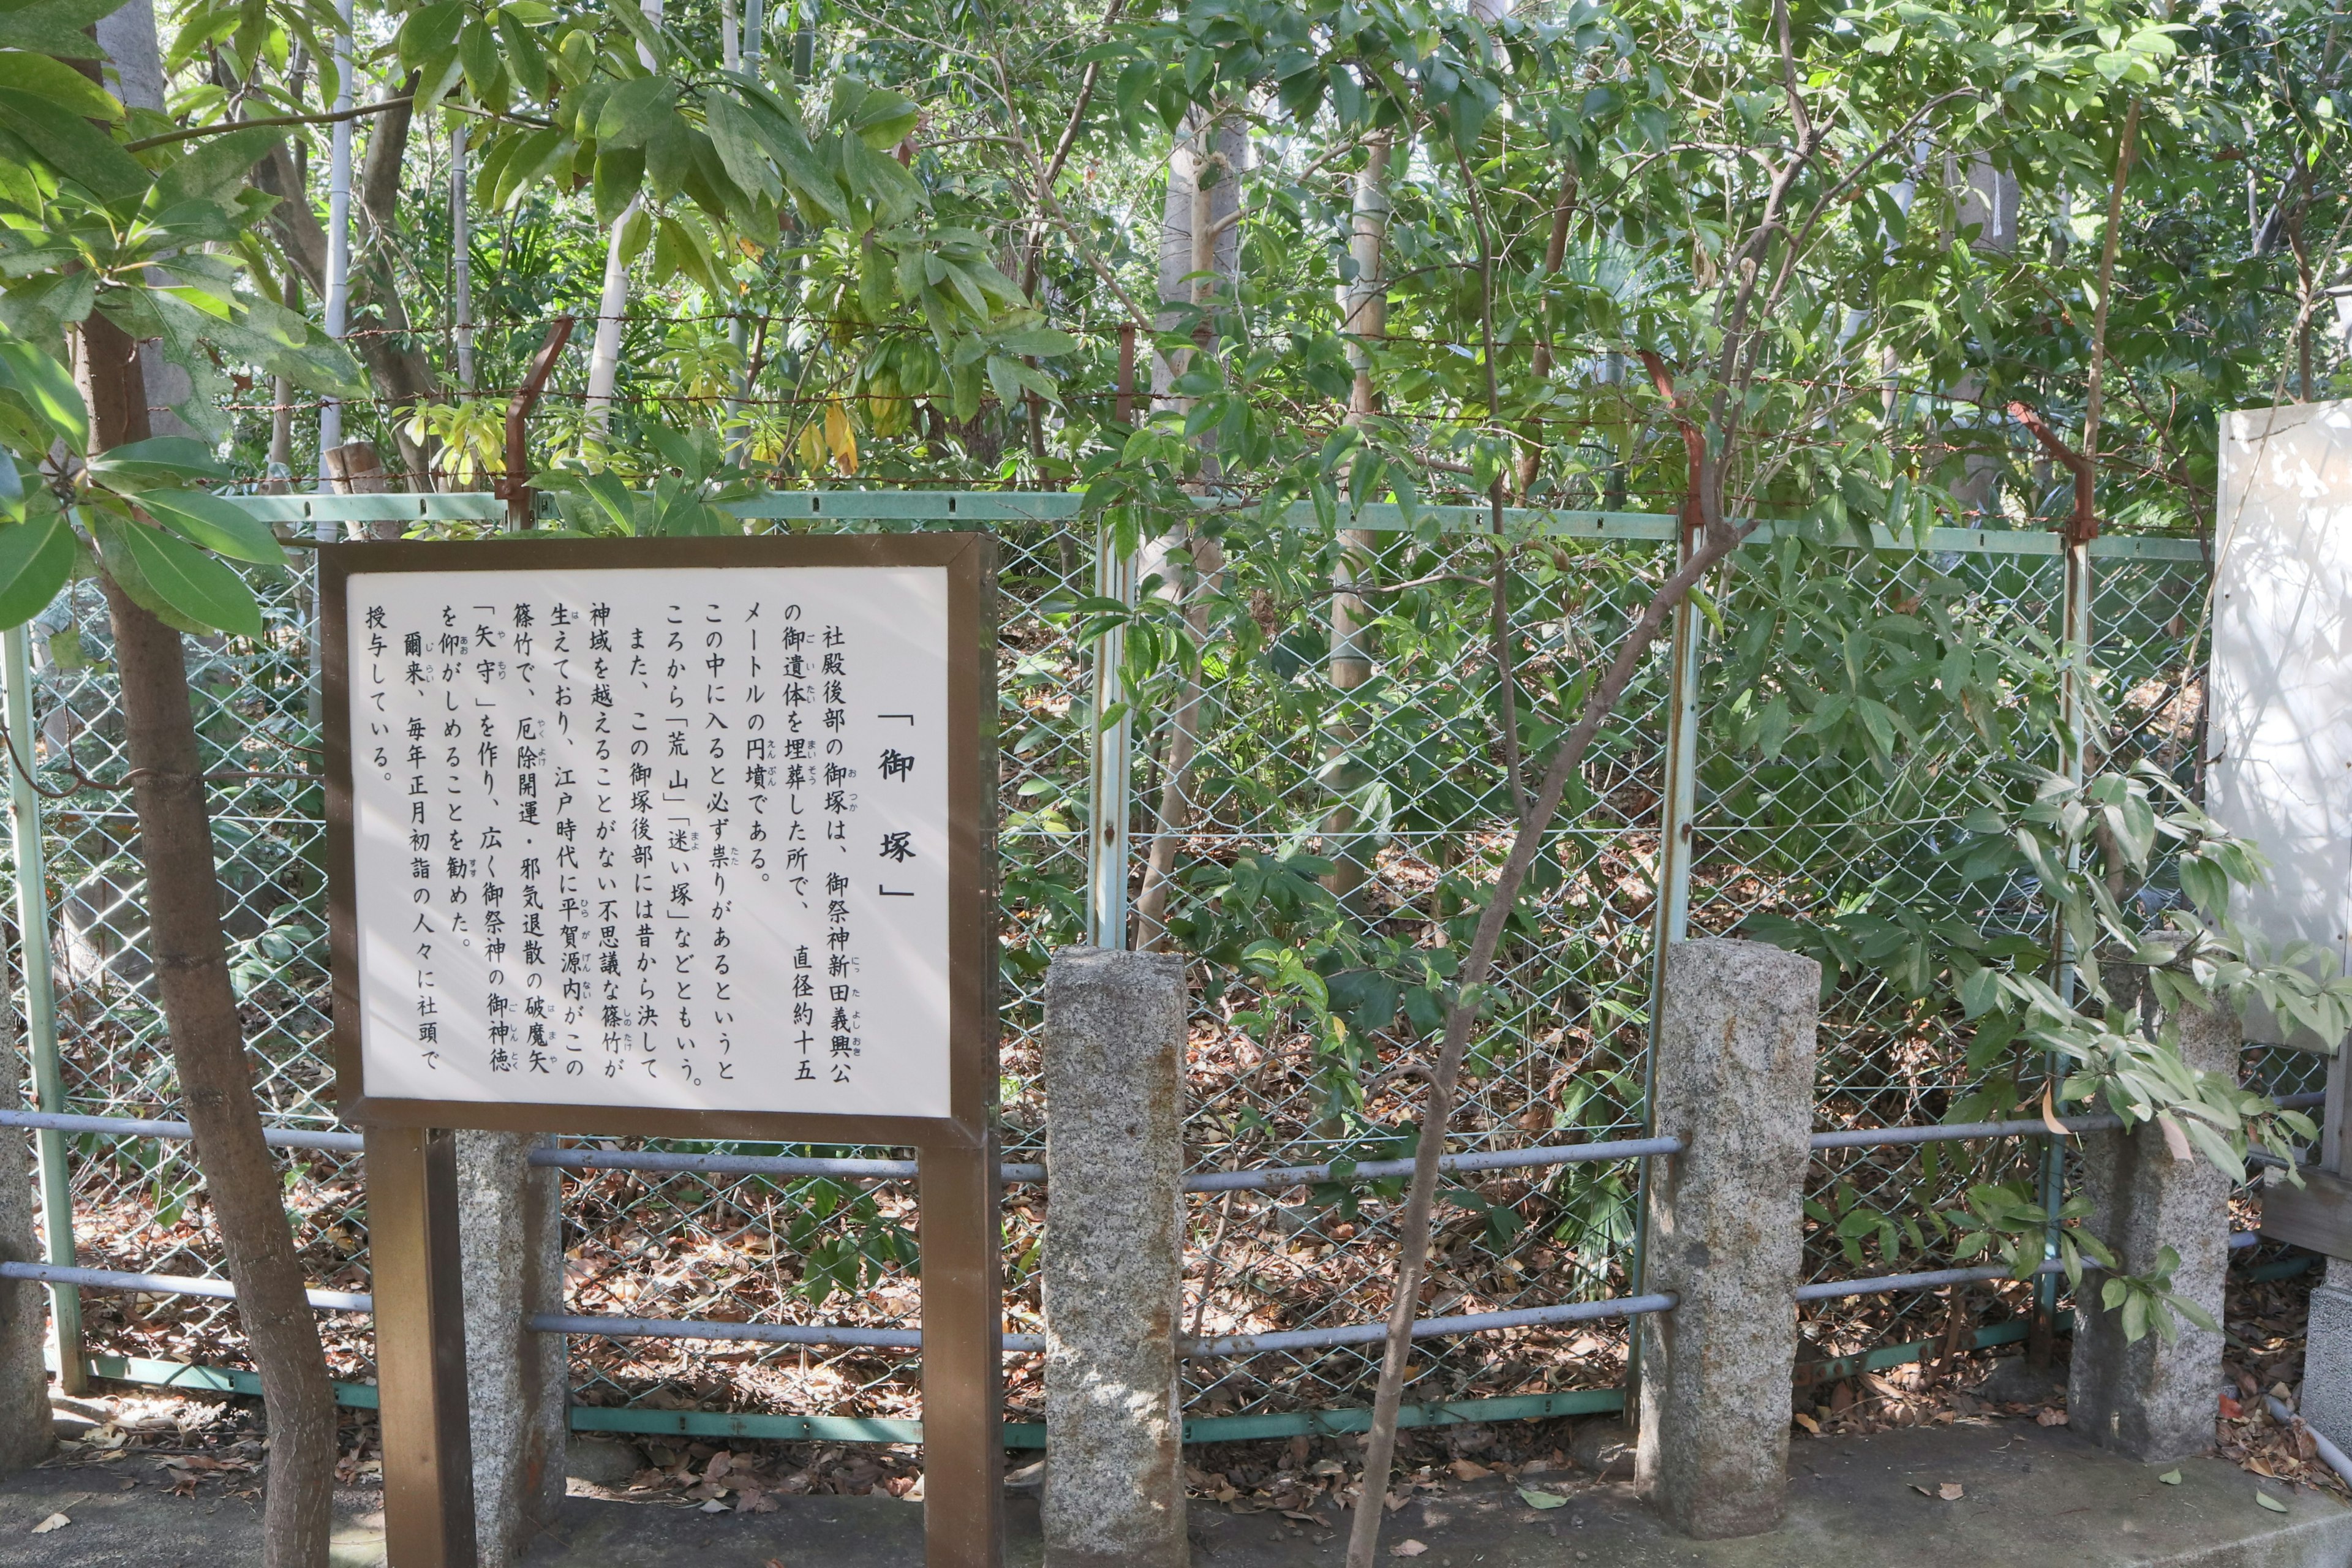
322;533;1003;1568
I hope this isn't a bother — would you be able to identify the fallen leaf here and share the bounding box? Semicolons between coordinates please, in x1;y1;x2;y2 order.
1383;1491;1409;1513
699;1500;729;1513
2035;1408;2069;1427
1518;1487;1569;1510
1450;1458;1491;1481
2256;1490;2289;1513
764;1559;788;1568
1390;1542;1428;1558
1911;1484;1935;1497
1792;1412;1820;1434
2158;1471;2182;1485
2221;1395;2244;1420
1938;1482;1964;1501
29;1514;69;1535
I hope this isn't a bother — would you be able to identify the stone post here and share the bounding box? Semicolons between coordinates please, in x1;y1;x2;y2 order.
2067;991;2237;1461
1040;946;1188;1568
1635;937;1820;1540
0;1123;51;1477
456;1129;568;1568
1;947;55;1478
2303;1261;2352;1447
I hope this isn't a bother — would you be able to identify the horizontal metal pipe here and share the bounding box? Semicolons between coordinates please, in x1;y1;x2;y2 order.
0;1107;364;1154
1809;1089;2324;1152
1795;1261;2057;1302
1183;1136;1686;1194
528;1311;974;1352
2266;1393;2352;1492
0;1259;372;1313
1183;1293;1678;1357
530;1294;1679;1359
1796;1231;2266;1303
537;1147;923;1180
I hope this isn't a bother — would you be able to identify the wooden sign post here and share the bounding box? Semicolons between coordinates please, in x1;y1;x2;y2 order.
323;534;1001;1567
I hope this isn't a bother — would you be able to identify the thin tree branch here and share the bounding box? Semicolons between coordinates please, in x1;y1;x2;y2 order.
124;96;411;151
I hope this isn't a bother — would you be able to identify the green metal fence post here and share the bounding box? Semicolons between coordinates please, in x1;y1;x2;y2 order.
1629;524;1706;1419
3;623;83;1393
2036;537;2095;1357
1085;518;1137;950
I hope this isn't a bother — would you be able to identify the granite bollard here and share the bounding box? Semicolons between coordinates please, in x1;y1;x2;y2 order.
2304;1261;2352;1446
0;1118;49;1477
1;956;53;1478
456;1129;568;1568
1040;946;1189;1568
1635;937;1820;1539
2068;993;2237;1461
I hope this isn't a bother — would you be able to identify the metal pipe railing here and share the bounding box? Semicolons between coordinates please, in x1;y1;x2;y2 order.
0;1259;372;1313
28;1089;2322;1188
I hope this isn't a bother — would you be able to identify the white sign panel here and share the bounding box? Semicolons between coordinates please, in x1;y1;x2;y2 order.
2209;398;2352;1042
344;564;952;1118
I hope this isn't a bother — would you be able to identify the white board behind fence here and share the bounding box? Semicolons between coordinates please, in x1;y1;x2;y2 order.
2209;397;2352;1044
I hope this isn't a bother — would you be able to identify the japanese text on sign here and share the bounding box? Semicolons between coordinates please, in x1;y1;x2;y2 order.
345;566;951;1119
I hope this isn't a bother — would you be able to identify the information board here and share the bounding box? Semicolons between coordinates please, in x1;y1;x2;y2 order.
323;533;995;1143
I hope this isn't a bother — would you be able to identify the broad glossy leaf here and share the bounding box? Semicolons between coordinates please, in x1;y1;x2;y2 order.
90;513;263;638
703;94;780;203
596;75;677;148
146;127;286;214
0;88;147;203
0;50;120;121
0;512;73;627
495;9;549;100
0;0;123;58
0;335;88;454
397;0;467;70
87;437;231;487
138;489;284;565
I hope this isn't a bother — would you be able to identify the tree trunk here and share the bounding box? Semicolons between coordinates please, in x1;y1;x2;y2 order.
253;129;439;487
1131;108;1243;948
1322;135;1390;911
81;310;339;1568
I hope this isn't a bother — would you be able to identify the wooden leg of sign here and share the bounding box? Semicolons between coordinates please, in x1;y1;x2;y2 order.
919;1135;1005;1568
366;1126;478;1567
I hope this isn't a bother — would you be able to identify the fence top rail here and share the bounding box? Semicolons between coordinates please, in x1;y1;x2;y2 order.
233;491;2205;561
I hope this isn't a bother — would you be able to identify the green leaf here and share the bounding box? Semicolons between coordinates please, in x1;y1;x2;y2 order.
995;326;1076;356
90;513;263;638
596;75;678;148
137;490;284;565
0;50;121;121
0;0;125;58
2158;1470;2181;1485
458;20;508;113
859;232;892;320
0;88;147;204
2256;1490;2288;1513
0;513;74;628
146;127;285;215
703;94;780;204
396;0;467;71
594;146;644;227
494;8;549;99
1518;1487;1569;1510
0;334;88;454
86;437;231;487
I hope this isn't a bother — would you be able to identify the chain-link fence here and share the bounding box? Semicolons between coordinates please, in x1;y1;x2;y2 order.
4;491;2252;1435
